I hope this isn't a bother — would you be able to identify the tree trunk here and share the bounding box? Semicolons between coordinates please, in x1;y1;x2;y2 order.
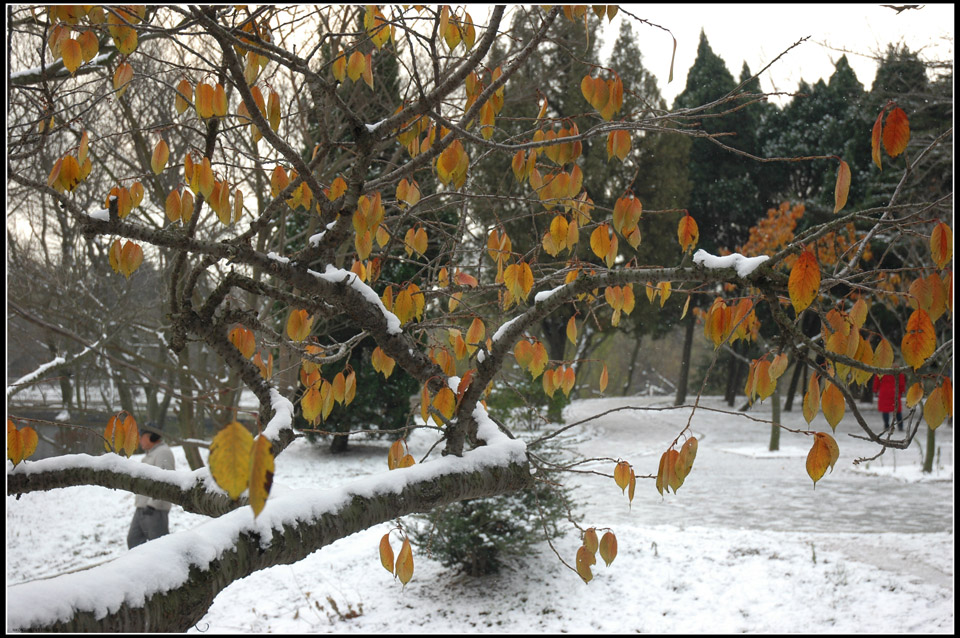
922;426;936;473
674;311;695;405
620;335;642;396
330;432;350;453
769;387;781;451
723;349;738;406
783;359;803;412
177;347;205;470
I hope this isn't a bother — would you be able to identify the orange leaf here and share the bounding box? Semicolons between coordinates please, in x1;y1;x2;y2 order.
599;363;609;393
432;387;456;425
901;309;936;370
166;190;182;222
598;531;618;566
575;545;595;583
788;248;820;314
677;214;699;252
583;527;599;554
613;460;631;493
674;437;698;490
834;160;851;214
566;315;577;345
249;435;274;518
8;421;24;466
882;107;910;158
929;222;952;270
806;432;839;487
656;449;681;495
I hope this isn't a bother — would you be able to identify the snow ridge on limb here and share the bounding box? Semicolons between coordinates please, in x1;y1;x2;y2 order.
7;442;531;632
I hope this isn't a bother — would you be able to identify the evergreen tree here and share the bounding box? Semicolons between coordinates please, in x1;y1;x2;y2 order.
672;31;762;254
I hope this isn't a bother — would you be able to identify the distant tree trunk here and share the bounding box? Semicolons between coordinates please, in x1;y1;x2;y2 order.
769;387;781;451
723;350;738;406
330;432;349;454
783;359;803;411
177;348;204;470
922;427;936;473
115;375;135;415
674;311;695;405
621;336;642;396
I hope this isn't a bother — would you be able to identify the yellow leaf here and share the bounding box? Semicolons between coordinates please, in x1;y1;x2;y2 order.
599;362;608;393
210;421;254;500
923;386;946;430
301;386;322;424
113;62;133;98
395;537;414;585
175;79;192;114
820;380;845;431
379;533;395;574
873;338;894;369
249;435;274;518
286;309;313;342
566;315;577;345
905;382;924;409
806;431;839;487
61;38;82;75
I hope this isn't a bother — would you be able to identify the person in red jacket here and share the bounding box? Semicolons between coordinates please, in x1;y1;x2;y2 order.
873;373;906;432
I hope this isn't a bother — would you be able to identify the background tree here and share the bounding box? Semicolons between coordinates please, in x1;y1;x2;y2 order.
7;5;952;632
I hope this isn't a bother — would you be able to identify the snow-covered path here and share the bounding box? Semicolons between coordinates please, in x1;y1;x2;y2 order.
6;395;954;632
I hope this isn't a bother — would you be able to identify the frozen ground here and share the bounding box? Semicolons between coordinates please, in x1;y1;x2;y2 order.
6;395;954;632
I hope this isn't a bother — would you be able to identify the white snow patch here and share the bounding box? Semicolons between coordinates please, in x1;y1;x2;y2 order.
693;249;769;278
310;265;402;335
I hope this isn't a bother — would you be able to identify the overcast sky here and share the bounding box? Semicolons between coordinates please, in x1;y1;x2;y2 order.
593;3;955;106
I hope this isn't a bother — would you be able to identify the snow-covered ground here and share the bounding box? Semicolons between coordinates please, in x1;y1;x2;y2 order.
6;396;954;632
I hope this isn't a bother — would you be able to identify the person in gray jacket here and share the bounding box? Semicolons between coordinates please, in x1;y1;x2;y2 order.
127;427;176;549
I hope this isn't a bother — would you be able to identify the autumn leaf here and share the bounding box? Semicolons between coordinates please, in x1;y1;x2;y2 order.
583;527;599;554
674;437;698;490
395;537;414;586
803;373;820;424
820;380;845;431
906;382;924;409
788;248;820;314
379;533;395;574
286;309;313;342
924;386;947;430
656;449;681;496
599;362;608;393
873;338;894;369
901;309;936;370
678;214;699;252
929;222;952;270
598;531;618;566
871;109;884;170
608;460;631;494
834;160;851;214
576;545;595;583
432;387;456;425
882;107;910;158
249;435;274;518
209;421;254;500
806;431;839;487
